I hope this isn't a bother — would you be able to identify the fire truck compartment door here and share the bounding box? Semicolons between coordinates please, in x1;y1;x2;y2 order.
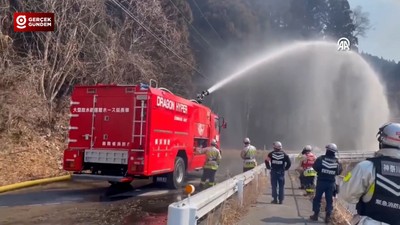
96;96;133;149
68;95;98;148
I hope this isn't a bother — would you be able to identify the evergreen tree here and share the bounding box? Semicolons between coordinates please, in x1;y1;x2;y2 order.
287;0;328;39
325;0;357;48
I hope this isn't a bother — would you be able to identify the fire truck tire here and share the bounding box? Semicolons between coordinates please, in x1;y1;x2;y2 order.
166;156;186;189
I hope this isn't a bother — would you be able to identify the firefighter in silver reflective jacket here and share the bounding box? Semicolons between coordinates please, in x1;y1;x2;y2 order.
196;139;222;189
241;137;257;172
340;122;400;225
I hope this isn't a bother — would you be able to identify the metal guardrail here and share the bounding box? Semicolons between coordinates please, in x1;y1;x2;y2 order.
167;164;266;225
287;151;376;171
336;151;377;160
298;151;376;158
167;151;376;225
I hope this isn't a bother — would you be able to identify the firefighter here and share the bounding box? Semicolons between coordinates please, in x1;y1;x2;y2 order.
340;122;400;225
310;143;343;223
197;139;222;189
296;145;313;188
298;145;317;194
265;141;291;204
303;167;317;196
240;137;257;172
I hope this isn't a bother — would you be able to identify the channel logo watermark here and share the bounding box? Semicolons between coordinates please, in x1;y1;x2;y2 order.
14;12;54;32
337;37;350;51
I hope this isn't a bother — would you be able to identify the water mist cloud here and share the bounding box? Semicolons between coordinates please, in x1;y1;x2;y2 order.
213;42;390;151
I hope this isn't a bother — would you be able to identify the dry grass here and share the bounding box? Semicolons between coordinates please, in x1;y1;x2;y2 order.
307;197;352;225
0;134;68;186
202;173;267;225
332;200;353;225
331;161;358;225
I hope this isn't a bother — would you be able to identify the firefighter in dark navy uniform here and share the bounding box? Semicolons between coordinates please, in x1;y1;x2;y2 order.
340;122;400;225
310;143;343;223
265;141;291;204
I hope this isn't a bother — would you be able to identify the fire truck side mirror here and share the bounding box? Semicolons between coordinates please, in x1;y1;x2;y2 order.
218;117;227;130
222;118;227;129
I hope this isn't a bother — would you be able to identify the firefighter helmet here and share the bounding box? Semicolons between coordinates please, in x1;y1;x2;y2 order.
244;137;250;144
377;122;400;149
211;139;217;147
273;141;282;150
325;143;338;153
303;145;313;152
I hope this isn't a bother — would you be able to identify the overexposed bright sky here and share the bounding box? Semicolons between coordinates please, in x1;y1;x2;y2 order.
348;0;400;62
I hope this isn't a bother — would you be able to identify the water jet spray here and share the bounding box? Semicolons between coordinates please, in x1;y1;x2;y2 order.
210;41;390;150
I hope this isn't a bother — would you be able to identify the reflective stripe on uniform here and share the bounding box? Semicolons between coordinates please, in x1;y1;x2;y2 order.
243;145;257;168
244;163;257;168
304;168;317;177
306;188;315;193
204;147;220;170
343;171;352;182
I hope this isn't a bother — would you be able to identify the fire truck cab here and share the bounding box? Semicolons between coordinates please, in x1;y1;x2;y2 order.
63;80;226;189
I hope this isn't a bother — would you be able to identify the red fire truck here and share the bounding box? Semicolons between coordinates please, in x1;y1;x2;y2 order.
63;80;226;189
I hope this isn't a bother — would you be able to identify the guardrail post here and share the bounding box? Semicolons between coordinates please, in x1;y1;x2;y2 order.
237;178;244;207
255;171;259;192
167;203;197;225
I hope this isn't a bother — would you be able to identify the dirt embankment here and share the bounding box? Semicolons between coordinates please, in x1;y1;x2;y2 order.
0;132;68;186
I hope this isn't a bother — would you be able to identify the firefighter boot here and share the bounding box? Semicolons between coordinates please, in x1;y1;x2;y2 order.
199;182;206;190
207;182;216;187
325;213;332;224
309;213;319;221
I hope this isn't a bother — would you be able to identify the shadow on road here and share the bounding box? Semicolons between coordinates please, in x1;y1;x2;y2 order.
0;172;204;207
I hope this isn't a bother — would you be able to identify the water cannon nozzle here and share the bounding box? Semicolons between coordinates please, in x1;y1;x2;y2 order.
196;90;210;104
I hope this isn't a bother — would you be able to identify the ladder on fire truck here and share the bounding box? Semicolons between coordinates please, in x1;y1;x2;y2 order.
132;80;156;149
133;95;147;149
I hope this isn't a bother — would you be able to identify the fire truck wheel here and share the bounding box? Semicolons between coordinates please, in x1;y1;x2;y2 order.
167;156;186;189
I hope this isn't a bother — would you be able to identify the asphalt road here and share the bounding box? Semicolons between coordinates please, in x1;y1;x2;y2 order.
0;148;308;225
0;149;267;225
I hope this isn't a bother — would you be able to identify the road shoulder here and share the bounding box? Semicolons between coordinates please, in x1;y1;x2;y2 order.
238;170;324;225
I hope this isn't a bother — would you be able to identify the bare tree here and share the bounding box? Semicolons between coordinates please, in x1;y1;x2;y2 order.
0;0;195;132
351;5;371;38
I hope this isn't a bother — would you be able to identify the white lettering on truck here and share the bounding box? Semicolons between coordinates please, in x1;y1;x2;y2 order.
156;96;188;114
176;102;188;114
157;96;175;110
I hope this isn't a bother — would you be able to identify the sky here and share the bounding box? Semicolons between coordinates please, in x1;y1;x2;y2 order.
348;0;400;62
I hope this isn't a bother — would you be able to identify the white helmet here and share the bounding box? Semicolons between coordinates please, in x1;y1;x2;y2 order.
273;141;282;150
377;122;400;149
244;137;250;144
325;143;338;153
211;139;217;146
303;145;313;152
